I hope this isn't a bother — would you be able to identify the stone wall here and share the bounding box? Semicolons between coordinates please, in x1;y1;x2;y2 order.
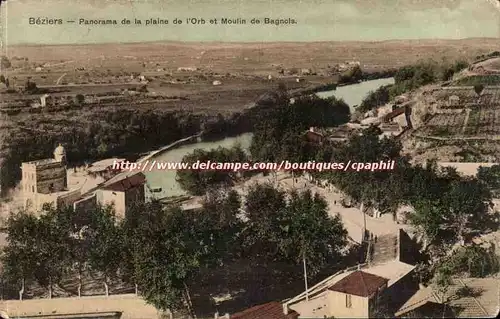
36;162;67;194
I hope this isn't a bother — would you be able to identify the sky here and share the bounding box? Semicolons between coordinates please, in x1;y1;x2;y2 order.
0;0;499;45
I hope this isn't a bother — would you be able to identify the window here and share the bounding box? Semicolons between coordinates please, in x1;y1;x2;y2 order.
346;294;352;308
31;185;35;192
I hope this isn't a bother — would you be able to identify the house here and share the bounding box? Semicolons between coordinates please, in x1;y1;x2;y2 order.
86;158;125;179
212;80;222;86
328;270;388;318
284;229;419;318
96;172;146;218
379;122;404;137
382;103;413;129
395;278;500;318
304;127;324;143
230;301;299;319
448;95;461;107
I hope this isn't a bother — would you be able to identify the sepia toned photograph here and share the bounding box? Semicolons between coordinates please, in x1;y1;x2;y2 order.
0;0;499;318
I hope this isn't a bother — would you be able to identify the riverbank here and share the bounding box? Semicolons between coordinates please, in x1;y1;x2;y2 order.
138;133;203;163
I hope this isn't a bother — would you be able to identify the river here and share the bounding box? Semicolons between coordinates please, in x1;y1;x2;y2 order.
145;78;393;198
316;77;395;112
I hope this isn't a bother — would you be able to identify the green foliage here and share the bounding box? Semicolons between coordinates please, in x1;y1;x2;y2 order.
280;190;347;274
473;84;485;96
358;84;392;113
86;205;124;283
324;126;408;212
339;65;363;84
176;145;248;195
242;184;347;274
24;80;38;93
453;75;500;86
441;245;500;278
75;94;85;105
2;205;76;296
406;164;493;249
477;164;500;197
389;59;468;98
132;205;210;311
250;91;350;162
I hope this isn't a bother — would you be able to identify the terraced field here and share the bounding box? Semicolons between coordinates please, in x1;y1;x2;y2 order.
419;112;466;136
464;108;500;136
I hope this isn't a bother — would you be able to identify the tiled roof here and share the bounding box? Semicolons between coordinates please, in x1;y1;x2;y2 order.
383;107;406;121
231;302;299;319
101;172;146;192
395;278;500;318
328;270;388;297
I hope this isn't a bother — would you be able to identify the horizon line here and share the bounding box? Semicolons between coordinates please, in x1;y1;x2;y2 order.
6;37;500;48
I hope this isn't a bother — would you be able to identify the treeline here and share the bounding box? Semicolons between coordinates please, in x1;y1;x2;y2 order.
1;185;348;313
357;59;469;114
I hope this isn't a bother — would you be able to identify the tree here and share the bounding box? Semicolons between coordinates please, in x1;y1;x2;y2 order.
0;56;11;69
279;190;347;275
242;183;288;260
325;126;407;212
242;184;348;273
176;145;248;195
25;80;38;93
34;205;75;299
86;205;124;297
250;91;350;162
198;188;243;259
477;164;500;196
443;244;499;278
75;94;85;105
442;178;491;245
358;84;392;113
432;262;454;318
473;84;485;96
1;211;39;300
132;205;215;313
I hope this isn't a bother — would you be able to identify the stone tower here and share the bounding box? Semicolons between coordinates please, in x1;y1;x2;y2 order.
53;143;66;164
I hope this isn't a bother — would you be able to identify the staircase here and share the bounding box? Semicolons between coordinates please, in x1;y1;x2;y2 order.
369;233;399;265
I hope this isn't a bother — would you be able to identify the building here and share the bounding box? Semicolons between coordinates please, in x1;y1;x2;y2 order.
230;301;299;319
304;127;324;144
298;270;389;318
96;172;146;218
395;278;500;318
86;158;125;179
448;95;460;107
283;230;418;318
21;144;81;211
